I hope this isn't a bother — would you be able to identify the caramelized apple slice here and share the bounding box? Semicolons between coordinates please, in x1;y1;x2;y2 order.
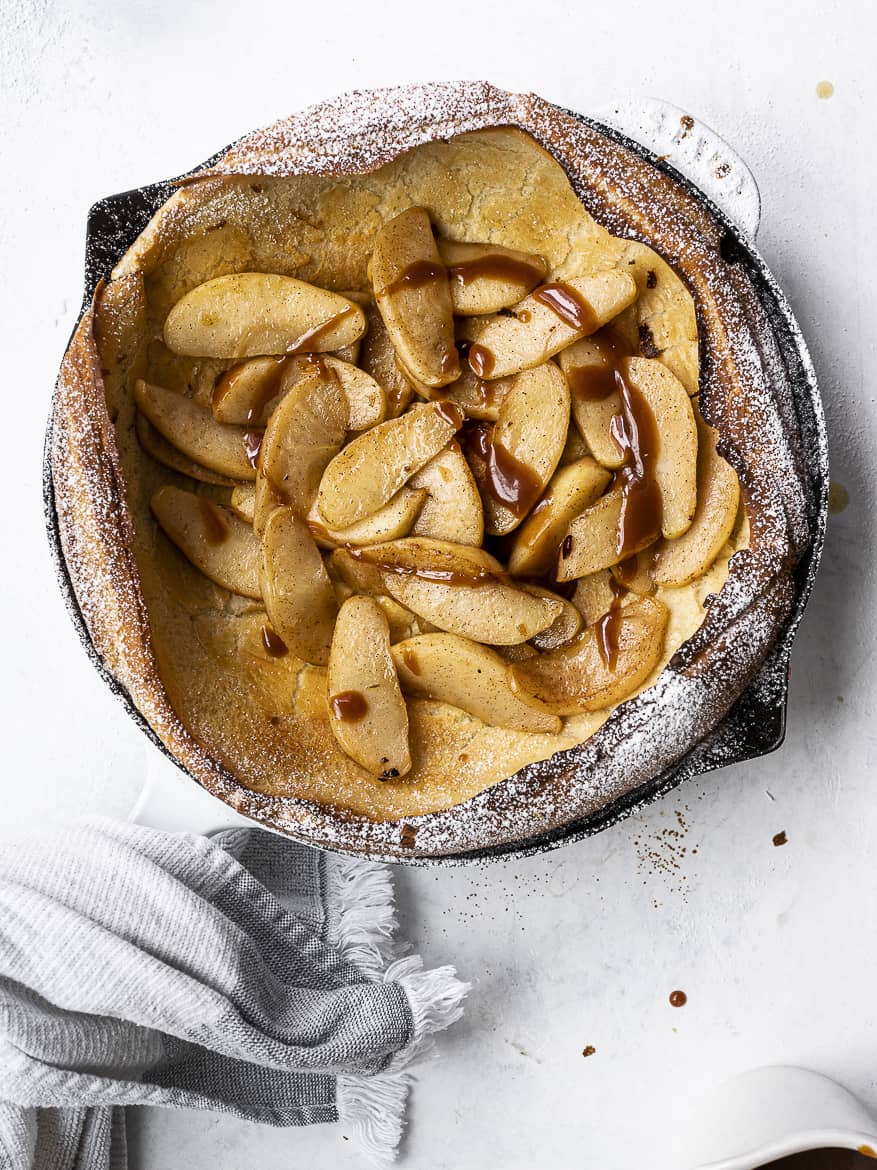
371;207;460;388
151;485;261;598
479;361;571;535
439;365;516;421
259;508;337;666
316;401;463;528
409;441;484;546
135;380;257;481
521;586;583;651
461;271;638;379
259;364;347;519
558;337;626;469
571;571;616;625
355;538;562;645
359;304;416;418
622;357;697;539
327;596;411;779
392;633;561;733
653;413;740;586
212;354;385;431
436;239;548;316
229;484;256;523
307;487;427;550
508;457;611;577
135;412;239;486
252;473;283;537
555;487;639;581
327;547;386;596
163;273;366;359
509;596;669;714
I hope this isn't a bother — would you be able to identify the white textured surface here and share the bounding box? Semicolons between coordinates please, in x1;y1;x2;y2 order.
0;2;874;1168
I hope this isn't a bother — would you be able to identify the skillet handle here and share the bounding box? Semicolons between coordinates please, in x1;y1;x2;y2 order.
591;97;762;239
129;752;252;837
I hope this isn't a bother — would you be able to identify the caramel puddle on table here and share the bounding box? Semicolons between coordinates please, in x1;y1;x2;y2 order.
829;481;850;513
816;80;835;99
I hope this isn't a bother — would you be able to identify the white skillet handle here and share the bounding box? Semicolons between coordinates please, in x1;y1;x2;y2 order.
591;97;762;239
129;750;251;837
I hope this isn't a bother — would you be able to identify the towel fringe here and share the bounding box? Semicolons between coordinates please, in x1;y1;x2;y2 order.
324;855;403;978
326;862;470;1165
336;1070;410;1167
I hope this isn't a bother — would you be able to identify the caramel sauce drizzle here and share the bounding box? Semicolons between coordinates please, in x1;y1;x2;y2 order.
461;420;543;521
467;344;495;378
433;399;465;429
261;625;288;657
329;690;369;722
610;370;662;557
595;576;627;673
446;254;545;289
566;327;634;402
243;430;263;469
377;259;447;298
533;282;601;334
212;355;289;422
347;543;504;588
198;497;230;546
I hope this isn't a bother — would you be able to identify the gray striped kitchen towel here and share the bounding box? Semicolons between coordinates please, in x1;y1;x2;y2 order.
0;818;468;1167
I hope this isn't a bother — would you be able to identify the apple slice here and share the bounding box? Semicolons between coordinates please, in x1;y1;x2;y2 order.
461;271;638;379
622;357;698;539
135;412;239;486
212;354;385;432
479;361;571;535
259;363;347;519
436;238;548;316
151;485;261;598
135;380;258;481
259;507;337;666
229;484;256;523
307;487;427;550
556;487;650;581
327;547;386;596
327;596;411;779
391;633;561;734
163;273;366;359
653;413;740;586
439;364;516;421
409;441;484;546
610;550;656;596
252;473;283;537
558;335;627;470
571;571;616;625
354;538;562;645
508;457;611;577
371;207;460;388
316;400;463;528
510;595;669;714
521;586;583;651
359;304;416;418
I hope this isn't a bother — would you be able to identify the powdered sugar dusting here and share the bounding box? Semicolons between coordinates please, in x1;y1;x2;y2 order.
49;82;826;862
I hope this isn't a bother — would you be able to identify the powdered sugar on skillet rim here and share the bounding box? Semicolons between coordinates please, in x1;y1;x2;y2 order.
52;81;825;862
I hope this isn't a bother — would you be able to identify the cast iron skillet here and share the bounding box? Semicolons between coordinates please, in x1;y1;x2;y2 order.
43;106;828;864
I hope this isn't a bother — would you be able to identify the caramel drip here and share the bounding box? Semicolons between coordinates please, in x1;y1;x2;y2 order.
467;344;495;378
198;498;229;545
433;399;465;429
329;690;369;722
533;282;601;333
610;368;662;557
261;625;288;657
212;355;289;422
567;327;634;402
595;576;627;672
669;990;687;1008
377;259;447;298
447;254;544;289
286;302;358;354
348;543;504;588
462;420;543;520
243;430;263;469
